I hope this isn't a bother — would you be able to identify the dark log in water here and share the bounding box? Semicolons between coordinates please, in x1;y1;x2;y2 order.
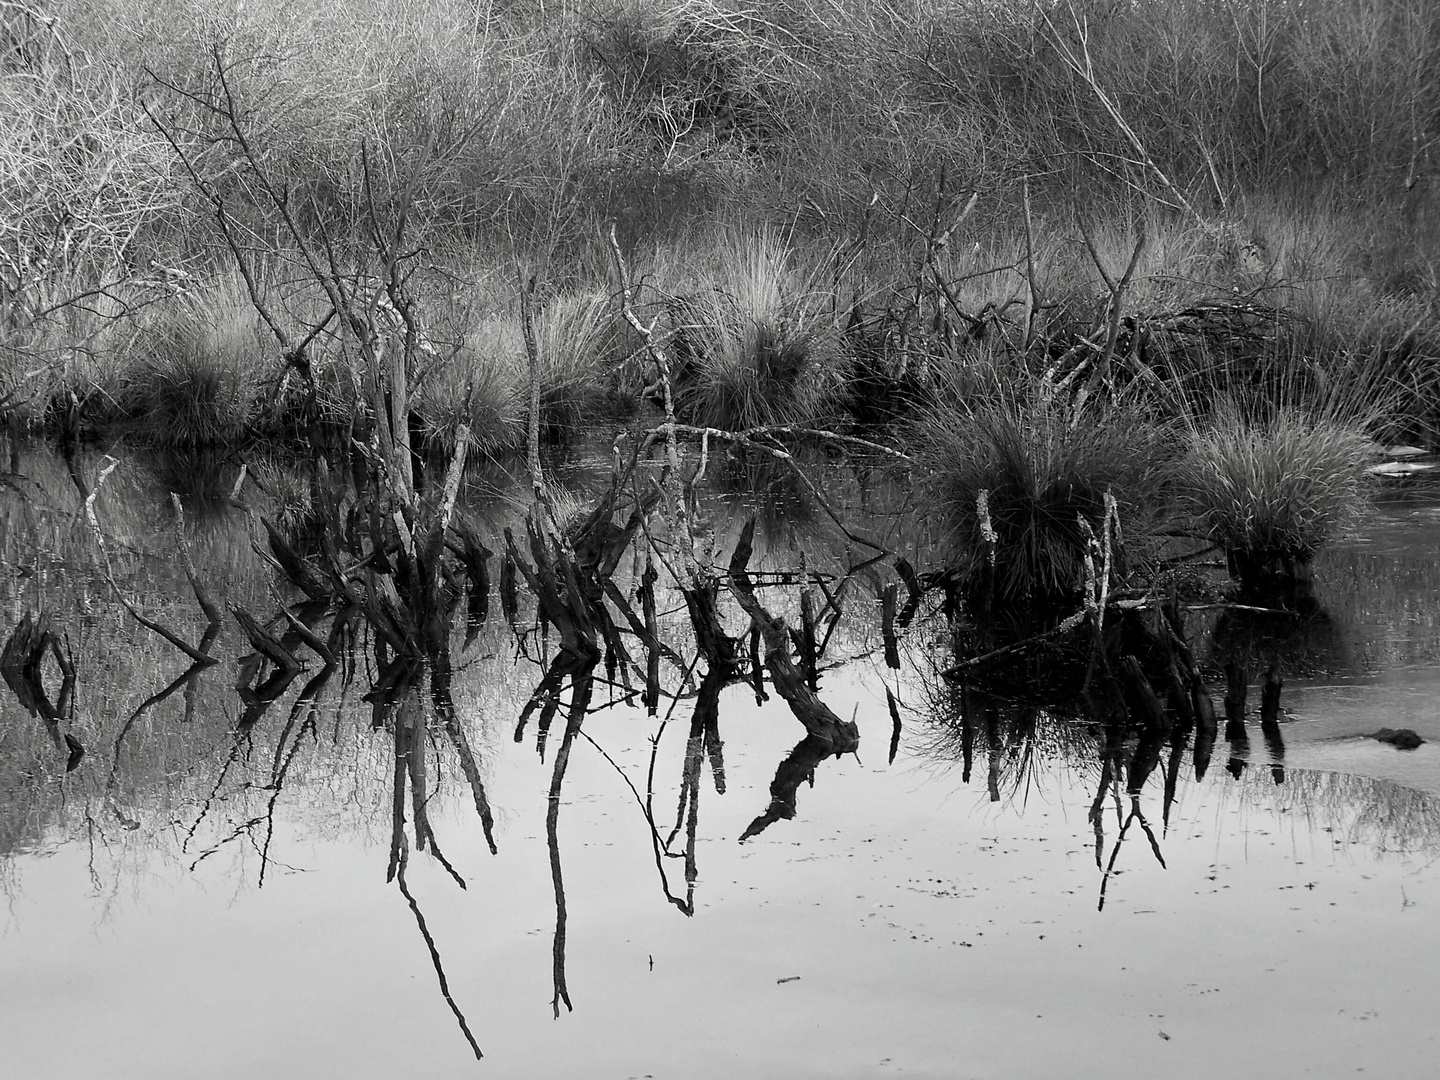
1371;728;1425;750
797;570;820;691
1118;654;1170;798
729;519;859;755
894;556;923;629
1226;548;1317;611
1159;602;1219;780
231;604;303;675
262;516;331;602
1259;660;1286;781
737;733;843;842
882;582;900;669
500;552;519;632
959;684;978;784
1224;659;1250;778
681;573;741;799
748;624;767;704
0;610;80;765
1223;658;1249;742
728;518;859;838
547;668;596;1017
984;699;1003;803
450;519;493;646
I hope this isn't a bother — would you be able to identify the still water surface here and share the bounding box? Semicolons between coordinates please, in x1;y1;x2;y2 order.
2;453;1439;1079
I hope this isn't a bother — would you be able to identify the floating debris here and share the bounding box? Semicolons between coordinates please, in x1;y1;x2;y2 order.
1368;460;1437;476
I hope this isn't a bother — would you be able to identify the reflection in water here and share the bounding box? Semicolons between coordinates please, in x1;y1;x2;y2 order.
929;684;1185;911
923;664;1440;909
3;450;1440;1071
0;611;80;768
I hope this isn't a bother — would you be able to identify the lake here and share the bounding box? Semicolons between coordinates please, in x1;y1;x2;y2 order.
2;447;1438;1079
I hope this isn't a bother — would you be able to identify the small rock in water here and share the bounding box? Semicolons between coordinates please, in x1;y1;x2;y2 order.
1370;728;1425;750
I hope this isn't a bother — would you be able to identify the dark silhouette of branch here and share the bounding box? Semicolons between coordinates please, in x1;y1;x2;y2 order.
547;668;596;1017
396;859;484;1060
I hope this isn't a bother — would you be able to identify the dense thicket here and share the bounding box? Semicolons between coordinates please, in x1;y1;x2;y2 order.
3;0;1439;447
6;0;1438;260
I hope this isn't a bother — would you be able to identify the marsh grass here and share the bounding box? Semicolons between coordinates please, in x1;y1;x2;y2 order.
669;231;843;429
413;288;622;457
1167;304;1392;602
531;290;628;438
913;382;1171;624
413;313;526;458
4;0;1439;457
118;284;269;448
1176;402;1377;582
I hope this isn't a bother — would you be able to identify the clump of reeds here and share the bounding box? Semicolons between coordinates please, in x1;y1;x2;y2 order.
912;383;1171;624
412;313;526;459
669;231;842;430
1176;402;1376;591
119;287;269;448
531;289;626;438
413;289;622;457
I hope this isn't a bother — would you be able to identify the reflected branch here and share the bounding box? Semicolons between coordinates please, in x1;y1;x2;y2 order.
433;658;498;856
257;712;317;888
395;859;484;1061
547;668;596;1017
579;727;694;915
1;610;81;766
1097;797;1166;912
108;623;221;793
728;518;859;839
83;462;220;665
739;732;838;841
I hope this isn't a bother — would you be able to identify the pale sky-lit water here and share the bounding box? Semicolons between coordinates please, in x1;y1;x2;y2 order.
2;459;1440;1079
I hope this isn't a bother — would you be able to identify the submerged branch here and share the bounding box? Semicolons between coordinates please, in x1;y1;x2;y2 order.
85;461;218;666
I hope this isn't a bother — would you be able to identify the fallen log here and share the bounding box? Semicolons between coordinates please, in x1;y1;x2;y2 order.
727;518;859;839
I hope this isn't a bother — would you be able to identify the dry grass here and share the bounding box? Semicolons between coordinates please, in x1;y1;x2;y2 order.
119;280;271;447
413;313;526;458
412;288;621;456
1176;402;1377;563
1;0;1437;453
913;380;1172;621
667;230;844;430
531;290;624;438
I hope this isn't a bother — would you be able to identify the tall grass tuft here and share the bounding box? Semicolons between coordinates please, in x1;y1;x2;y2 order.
531;290;624;439
669;231;842;430
913;384;1171;625
413;314;526;459
120;284;269;448
1176;402;1377;594
413;289;621;457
